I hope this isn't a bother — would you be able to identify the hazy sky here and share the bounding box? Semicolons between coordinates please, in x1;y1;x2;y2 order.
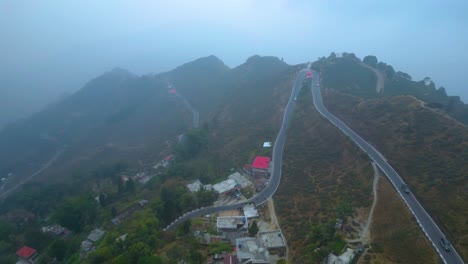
1;0;468;126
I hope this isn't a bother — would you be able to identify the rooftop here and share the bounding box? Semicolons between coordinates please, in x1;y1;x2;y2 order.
217;216;248;230
236;237;269;263
259;230;286;249
224;254;237;264
186;179;202;193
16;246;36;259
262;142;272;148
326;248;355;264
87;228;105;242
81;240;94;252
252;156;270;170
228;172;252;189
213;178;238;194
243;204;259;218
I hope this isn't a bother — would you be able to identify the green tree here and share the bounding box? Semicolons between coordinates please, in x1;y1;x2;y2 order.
128;242;151;264
363;55;378;67
248;220;259;237
48;240;68;261
52;195;97;232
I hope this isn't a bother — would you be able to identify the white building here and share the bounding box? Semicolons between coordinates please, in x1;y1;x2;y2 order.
186;179;203;193
243;204;259;218
212;179;239;195
217;216;248;232
236;237;269;263
228;172;252;189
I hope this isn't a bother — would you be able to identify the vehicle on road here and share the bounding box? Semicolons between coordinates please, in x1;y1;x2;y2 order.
401;184;410;194
440;238;452;251
294;97;297;101
316;84;319;87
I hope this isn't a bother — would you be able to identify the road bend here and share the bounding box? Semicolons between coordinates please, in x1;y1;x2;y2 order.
309;70;464;264
163;68;307;231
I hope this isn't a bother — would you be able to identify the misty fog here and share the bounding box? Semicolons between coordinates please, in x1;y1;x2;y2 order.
1;0;467;130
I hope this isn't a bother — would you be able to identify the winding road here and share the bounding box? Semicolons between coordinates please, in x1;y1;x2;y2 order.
163;69;307;231
309;70;464;264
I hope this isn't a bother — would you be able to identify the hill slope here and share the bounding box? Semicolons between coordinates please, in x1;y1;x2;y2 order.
314;53;468;124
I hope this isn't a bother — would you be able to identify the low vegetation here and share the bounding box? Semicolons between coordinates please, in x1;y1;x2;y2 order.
323;89;468;260
275;83;373;262
361;176;438;263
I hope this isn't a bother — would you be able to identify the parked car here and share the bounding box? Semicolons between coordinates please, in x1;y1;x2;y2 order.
440;238;452;251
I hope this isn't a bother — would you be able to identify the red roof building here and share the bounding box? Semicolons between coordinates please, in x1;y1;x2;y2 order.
16;246;38;263
252;156;270;170
224;254;237;264
252;156;271;178
169;88;177;94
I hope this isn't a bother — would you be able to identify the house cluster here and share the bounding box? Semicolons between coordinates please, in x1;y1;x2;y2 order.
153;155;174;170
131;172;153;184
41;224;70;238
15;246;39;264
186;155;271;200
80;228;106;257
206;215;286;264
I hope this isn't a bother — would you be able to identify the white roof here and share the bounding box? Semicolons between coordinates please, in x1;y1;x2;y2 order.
259;230;286;248
243;204;259;218
217;216;248;229
263;142;272;148
228;172;252;189
212;178;237;194
186;179;202;193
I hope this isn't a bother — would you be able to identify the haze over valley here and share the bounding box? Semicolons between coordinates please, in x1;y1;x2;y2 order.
0;1;467;264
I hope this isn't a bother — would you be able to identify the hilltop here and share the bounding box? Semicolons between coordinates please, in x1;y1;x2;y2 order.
0;53;466;263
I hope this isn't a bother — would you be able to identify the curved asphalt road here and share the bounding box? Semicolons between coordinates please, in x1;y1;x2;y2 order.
309;70;464;264
163;68;308;231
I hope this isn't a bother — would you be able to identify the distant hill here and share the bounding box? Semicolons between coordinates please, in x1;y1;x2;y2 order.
0;55;291;185
314;53;468;124
0;60;223;182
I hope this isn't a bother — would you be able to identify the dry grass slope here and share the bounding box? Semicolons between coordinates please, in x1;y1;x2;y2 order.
323;89;468;260
360;176;438;264
275;85;373;263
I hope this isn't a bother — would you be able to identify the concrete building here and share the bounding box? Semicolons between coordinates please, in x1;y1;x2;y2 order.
213;179;239;195
325;248;356;264
16;246;38;264
186;179;203;193
243;204;259;219
252;156;270;178
42;224;66;236
258;230;286;249
80;240;94;253
228;172;252;189
236;237;269;264
217;216;248;232
87;228;105;243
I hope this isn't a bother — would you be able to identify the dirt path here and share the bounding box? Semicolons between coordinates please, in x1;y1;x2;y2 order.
362;64;384;94
267;198;279;229
346;162;380;244
268;198;289;262
362;162;380;243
